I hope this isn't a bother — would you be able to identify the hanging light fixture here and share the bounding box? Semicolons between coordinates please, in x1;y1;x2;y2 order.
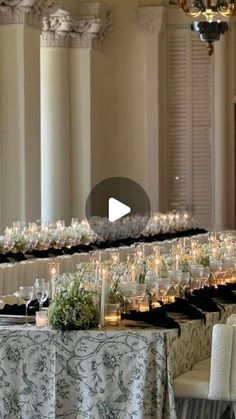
177;0;234;54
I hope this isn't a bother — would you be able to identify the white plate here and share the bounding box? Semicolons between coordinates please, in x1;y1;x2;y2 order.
0;315;35;324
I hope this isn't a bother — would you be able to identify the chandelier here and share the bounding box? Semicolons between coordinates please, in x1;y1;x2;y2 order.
177;0;234;54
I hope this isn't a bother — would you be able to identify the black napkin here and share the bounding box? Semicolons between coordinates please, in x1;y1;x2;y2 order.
0;299;49;316
162;299;206;323
211;285;236;303
186;290;221;313
0;303;26;315
226;283;236;290
122;308;181;334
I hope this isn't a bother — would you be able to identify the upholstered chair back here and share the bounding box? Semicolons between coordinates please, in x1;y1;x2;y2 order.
208;324;235;401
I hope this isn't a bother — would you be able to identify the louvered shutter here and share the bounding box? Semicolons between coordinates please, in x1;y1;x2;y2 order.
166;28;214;229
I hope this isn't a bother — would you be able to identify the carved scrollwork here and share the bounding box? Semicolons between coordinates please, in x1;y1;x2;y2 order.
138;6;166;35
0;0;61;26
33;0;61;15
0;0;22;6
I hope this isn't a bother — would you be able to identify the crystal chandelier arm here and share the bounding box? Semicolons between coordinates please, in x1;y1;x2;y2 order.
177;0;202;17
219;3;235;16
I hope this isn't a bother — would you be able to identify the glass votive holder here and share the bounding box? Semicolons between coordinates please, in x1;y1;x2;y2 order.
104;304;121;327
139;295;150;312
48;261;60;278
36;310;48;327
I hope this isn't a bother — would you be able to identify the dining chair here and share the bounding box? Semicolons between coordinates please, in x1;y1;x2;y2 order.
174;324;236;419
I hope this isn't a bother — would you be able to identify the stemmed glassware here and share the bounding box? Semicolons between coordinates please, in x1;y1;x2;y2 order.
34;278;49;311
189;265;204;293
210;260;223;287
119;281;137;313
19;285;34;326
168;270;182;298
146;274;159;304
179;272;190;298
202;267;211;287
156;277;170;303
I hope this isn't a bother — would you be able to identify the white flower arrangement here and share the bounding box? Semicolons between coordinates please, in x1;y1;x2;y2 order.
48;273;99;330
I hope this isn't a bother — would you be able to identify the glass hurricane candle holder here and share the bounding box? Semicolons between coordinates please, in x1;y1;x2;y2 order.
104;304;121;327
48;261;60;298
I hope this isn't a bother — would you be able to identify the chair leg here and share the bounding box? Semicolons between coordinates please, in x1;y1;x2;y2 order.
180;399;188;419
211;401;217;419
232;401;236;419
192;400;198;419
199;399;206;419
216;401;221;419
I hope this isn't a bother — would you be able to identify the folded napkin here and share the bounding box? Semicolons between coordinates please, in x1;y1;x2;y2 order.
0;295;25;310
122;308;181;333
212;286;236;304
187;291;221;313
162;299;206;323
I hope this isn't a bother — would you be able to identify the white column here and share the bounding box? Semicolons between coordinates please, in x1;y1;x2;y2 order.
214;33;230;230
41;12;71;224
138;7;166;212
0;2;43;230
70;47;92;220
69;8;112;220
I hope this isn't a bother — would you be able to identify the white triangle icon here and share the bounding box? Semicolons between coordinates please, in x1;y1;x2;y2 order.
108;197;131;222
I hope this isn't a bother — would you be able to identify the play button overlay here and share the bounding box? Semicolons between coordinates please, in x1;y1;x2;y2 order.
109;198;131;222
85;177;151;240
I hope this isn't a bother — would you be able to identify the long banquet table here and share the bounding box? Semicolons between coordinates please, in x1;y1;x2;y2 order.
0;304;235;419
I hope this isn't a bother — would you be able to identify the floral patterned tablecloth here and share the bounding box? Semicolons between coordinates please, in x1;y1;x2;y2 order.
0;304;235;419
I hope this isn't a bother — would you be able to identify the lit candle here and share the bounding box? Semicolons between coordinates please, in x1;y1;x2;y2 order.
100;268;107;327
175;254;180;271
139;302;150;312
48;262;60;298
131;264;136;281
152;301;161;308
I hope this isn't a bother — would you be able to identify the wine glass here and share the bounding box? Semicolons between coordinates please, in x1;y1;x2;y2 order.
210;260;223;287
180;272;190;297
34;278;48;311
119;281;137;313
135;283;146;310
156;277;171;303
168;270;182;297
19;286;34;326
202;267;211;287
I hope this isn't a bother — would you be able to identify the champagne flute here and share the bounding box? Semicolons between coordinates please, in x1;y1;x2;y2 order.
34;278;48;311
19;286;34;326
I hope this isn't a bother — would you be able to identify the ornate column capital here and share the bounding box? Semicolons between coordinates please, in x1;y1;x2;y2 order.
41;9;71;46
41;2;112;48
69;11;112;49
0;0;61;27
138;6;166;34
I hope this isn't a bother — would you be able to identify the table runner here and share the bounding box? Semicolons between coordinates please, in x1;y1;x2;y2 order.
0;304;235;419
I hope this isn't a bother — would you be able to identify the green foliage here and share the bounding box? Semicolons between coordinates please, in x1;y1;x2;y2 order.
48;276;99;330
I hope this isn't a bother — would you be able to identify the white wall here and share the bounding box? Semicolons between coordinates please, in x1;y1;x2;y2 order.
91;0;147;189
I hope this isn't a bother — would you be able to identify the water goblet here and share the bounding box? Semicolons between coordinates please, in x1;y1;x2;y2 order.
210;260;223;287
156;277;171;303
168;270;182;297
146;274;159;305
180;272;190;298
202;267;211;287
19;286;34;326
119;281;137;313
135;283;147;311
